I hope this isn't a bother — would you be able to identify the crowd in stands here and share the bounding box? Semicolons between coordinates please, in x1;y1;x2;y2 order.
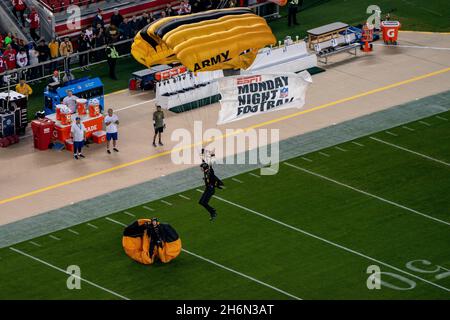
0;0;244;87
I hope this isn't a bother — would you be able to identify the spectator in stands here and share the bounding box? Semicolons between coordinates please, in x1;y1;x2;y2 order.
28;44;40;81
128;16;140;37
3;44;17;70
93;25;106;61
16;48;28;69
107;25;120;43
288;0;302;27
28;6;41;42
119;18;132;40
92;9;105;31
71;117;86;160
105;41;119;80
12;0;27;27
59;37;74;69
165;3;176;16
0;54;6;86
190;0;203;13
4;33;13;48
48;37;59;72
110;8;124;29
228;0;237;7
63;89;78;113
159;10;167;19
147;12;156;25
178;0;192;15
37;39;50;65
78;30;92;71
15;79;32;98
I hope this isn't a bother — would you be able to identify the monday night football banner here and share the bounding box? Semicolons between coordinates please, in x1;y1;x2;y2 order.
217;71;312;125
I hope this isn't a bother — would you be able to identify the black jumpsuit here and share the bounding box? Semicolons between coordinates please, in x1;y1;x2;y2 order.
199;168;222;217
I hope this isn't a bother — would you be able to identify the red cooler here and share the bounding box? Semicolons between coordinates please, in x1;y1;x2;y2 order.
31;119;55;150
381;21;401;44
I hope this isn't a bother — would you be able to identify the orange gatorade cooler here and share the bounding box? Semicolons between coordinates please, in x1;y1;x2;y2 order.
76;98;87;116
89;99;100;117
60;106;72;125
55;104;66;121
381;21;401;44
92;130;107;144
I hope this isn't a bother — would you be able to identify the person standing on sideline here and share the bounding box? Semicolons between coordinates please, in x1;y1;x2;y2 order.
152;105;165;147
105;42;119;80
71;117;86;160
288;0;302;27
104;108;119;154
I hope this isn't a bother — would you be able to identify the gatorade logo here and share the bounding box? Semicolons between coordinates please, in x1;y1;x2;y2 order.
387;29;395;38
193;51;231;72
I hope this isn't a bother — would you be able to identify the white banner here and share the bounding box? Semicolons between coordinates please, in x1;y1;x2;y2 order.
217;71;312;125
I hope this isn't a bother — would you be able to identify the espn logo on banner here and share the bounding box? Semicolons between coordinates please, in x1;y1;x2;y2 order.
237;76;262;85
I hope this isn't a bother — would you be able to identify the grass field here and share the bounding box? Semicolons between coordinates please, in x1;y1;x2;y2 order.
1;110;449;300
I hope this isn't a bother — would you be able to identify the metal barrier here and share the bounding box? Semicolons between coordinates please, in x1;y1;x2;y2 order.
0;38;134;92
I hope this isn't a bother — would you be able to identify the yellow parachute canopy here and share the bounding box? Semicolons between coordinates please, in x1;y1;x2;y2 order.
131;8;276;72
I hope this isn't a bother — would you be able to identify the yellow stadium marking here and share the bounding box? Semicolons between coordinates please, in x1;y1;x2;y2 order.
0;67;449;206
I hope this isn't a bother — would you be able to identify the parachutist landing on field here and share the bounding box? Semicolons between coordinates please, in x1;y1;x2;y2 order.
199;161;224;221
146;217;164;255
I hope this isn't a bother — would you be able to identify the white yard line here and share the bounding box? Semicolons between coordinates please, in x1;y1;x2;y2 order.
283;162;450;227
105;217;301;300
369;137;450;167
435;115;448;121
29;241;41;247
232;178;244;184
319;152;330;157
49;235;61;241
352;141;365;147
9;247;130;300
68;229;79;235
301;157;313;162
385;131;398;137
335;146;347;152
142;206;154;211
161;200;173;206
419;121;431;127
402;126;415;131
249;172;261;178
123;211;135;217
178;194;191;200
87;223;98;229
201;191;450;293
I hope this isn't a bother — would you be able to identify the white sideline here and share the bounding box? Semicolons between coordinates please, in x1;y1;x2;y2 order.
105;217;301;300
199;191;450;293
369;137;450;167
9;247;130;300
179;194;191;200
284;162;450;227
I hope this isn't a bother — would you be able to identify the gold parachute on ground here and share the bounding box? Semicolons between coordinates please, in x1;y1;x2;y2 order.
122;219;182;265
131;8;276;72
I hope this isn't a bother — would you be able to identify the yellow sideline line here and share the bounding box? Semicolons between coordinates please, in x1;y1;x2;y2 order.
1;66;449;206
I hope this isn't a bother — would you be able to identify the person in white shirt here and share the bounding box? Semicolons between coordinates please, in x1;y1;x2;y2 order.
71;117;86;159
63;90;78;113
16;49;28;68
104;108;119;154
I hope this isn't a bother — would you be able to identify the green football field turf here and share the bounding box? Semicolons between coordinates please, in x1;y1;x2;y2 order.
1;111;449;300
